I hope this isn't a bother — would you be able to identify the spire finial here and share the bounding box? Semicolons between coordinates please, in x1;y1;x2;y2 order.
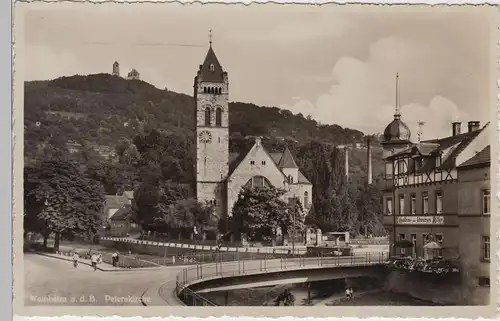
209;29;213;47
394;72;401;119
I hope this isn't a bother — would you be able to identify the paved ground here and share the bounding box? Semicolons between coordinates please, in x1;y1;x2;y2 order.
24;253;185;306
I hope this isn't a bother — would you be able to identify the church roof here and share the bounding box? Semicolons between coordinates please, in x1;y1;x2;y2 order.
228;144;311;185
198;46;225;83
277;146;299;168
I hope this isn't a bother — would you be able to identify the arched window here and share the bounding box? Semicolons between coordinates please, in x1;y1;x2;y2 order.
215;108;222;126
288;175;293;183
211;87;215;94
203;87;207;93
210;64;215;71
218;87;222;95
204;108;211;126
244;176;272;189
304;191;309;209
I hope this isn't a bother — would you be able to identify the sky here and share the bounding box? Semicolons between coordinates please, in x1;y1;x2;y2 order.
24;4;493;139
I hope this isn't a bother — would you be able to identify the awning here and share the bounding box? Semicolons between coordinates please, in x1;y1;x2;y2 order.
424;241;441;249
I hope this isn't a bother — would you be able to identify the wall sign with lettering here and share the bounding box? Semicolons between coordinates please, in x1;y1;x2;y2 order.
396;216;445;225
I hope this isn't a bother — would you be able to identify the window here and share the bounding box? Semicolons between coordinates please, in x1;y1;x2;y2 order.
399;234;406;241
435;191;443;214
435;155;441;169
250;160;255;165
244;176;270;189
478;277;490;287
385;197;393;216
410;194;416;215
288;175;294;183
252;176;263;188
213;199;217;206
422;193;429;214
204;108;211;126
411;234;417;247
215;108;222;126
261;161;266;165
209;64;215;71
399;195;405;215
415;158;423;173
481;236;490;261
385;162;393;178
482;189;490;215
304;191;309;209
435;234;443;245
397;160;405;175
422;233;430;245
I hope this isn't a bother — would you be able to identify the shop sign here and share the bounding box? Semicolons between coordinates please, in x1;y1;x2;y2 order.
396;216;445;225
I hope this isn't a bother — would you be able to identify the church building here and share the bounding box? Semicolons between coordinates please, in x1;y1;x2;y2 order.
193;43;313;218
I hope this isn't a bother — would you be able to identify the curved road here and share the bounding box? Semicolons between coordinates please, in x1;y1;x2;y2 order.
24;253;184;306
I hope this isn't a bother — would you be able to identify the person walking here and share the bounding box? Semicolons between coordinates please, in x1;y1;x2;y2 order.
72;252;80;268
111;252;117;267
90;253;98;271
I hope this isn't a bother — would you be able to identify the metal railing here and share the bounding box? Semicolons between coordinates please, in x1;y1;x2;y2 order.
175;251;389;306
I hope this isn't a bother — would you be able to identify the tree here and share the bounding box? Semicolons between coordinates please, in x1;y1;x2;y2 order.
232;186;289;242
155;198;216;238
133;181;160;231
24;160;105;251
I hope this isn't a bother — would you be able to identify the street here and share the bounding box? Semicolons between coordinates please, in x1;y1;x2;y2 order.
24;253;184;306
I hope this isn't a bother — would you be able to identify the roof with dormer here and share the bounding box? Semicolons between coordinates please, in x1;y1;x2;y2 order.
385;124;486;171
197;46;225;83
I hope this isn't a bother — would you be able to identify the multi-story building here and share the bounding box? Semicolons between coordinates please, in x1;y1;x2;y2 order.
382;118;489;256
456;145;491;305
381;107;491;304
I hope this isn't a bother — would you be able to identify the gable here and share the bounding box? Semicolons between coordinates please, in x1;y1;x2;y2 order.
228;142;286;184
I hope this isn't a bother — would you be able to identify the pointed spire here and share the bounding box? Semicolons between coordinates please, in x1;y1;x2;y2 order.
278;146;298;169
394;73;401;119
198;41;224;83
209;29;213;47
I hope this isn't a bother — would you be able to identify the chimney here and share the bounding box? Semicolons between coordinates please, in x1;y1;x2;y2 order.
345;146;349;181
367;138;373;185
452;122;461;136
467;121;480;133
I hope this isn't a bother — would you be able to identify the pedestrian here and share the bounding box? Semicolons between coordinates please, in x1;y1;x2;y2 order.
90;253;98;271
112;252;118;267
345;287;351;299
349;287;354;299
72;252;80;268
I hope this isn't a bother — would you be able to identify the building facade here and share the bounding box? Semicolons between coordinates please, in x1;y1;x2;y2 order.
456;145;491;305
381;106;491;304
193;43;313;219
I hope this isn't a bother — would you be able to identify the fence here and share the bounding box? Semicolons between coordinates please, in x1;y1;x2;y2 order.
175;251;389;306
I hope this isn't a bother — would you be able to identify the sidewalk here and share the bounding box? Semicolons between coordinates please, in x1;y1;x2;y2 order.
35;251;126;271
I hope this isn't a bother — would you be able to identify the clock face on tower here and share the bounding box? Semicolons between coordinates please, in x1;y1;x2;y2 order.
199;130;212;143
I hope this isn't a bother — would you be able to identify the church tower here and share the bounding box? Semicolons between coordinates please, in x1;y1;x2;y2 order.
194;36;229;217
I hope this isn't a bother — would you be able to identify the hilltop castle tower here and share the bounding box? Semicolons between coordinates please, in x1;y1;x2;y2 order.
194;41;229;217
112;61;120;77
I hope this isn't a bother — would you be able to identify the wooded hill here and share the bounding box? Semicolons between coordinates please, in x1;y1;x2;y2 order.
24;73;386;235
